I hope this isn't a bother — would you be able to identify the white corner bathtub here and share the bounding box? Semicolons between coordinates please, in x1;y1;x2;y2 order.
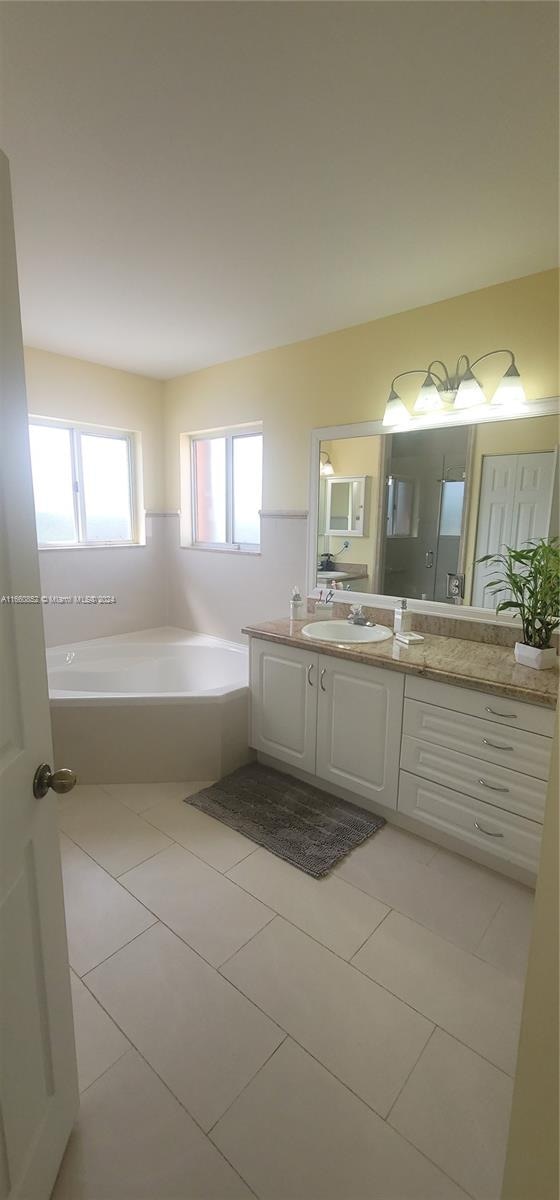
47;627;251;784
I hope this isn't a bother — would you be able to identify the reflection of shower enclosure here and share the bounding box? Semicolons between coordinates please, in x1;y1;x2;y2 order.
382;428;469;602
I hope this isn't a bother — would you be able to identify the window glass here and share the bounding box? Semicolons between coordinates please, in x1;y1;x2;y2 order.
29;424;77;544
439;480;465;537
81;434;132;541
194;437;227;544
233;434;262;544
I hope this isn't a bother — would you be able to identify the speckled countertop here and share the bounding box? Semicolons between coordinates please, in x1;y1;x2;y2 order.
243;618;559;708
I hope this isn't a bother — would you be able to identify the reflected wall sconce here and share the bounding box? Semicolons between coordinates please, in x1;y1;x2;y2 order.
319;450;334;476
382;350;526;427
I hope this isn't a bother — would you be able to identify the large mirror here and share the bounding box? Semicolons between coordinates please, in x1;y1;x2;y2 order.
313;410;559;609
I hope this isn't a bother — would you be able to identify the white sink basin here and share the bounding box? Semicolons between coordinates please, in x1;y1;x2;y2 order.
301;620;393;644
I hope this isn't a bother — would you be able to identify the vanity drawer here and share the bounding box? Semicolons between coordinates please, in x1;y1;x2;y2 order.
404;675;556;737
403;698;552;780
400;735;546;824
398;770;542;874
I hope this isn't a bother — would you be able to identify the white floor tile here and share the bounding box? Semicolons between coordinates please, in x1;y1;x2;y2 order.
352;910;523;1074
85;922;284;1131
221;916;432;1117
389;1029;513;1200
228;847;389;958
60;835;156;976
52;1050;252;1199
212;1038;468;1200
337;830;502;951
70;972;129;1093
476;884;535;979
120;843;273;966
101;781;206;814
58;785;172;876
143;795;255;872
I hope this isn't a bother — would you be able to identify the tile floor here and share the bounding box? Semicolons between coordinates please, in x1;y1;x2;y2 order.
53;780;534;1200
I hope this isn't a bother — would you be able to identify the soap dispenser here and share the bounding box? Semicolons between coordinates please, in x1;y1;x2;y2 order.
393;598;412;634
290;586;304;621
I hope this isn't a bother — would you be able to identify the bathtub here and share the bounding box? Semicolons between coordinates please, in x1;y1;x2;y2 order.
48;627;251;784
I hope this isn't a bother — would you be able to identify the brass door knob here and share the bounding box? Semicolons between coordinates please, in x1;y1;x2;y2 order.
33;763;77;799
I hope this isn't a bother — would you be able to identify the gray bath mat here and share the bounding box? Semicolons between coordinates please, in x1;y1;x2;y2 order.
186;763;386;878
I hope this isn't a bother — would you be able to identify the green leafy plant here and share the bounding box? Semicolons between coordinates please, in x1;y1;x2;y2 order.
478;537;560;649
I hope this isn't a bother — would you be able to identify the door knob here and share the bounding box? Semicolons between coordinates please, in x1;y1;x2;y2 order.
33;763;77;799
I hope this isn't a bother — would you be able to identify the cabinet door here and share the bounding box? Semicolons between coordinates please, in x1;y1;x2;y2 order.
250;640;318;773
316;655;404;810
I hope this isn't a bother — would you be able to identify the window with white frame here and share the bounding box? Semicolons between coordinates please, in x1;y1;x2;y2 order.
28;419;138;546
191;428;263;550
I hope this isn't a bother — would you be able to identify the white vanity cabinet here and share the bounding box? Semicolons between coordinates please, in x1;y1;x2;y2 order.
250;640;318;774
398;676;554;874
315;655;403;808
250;639;403;811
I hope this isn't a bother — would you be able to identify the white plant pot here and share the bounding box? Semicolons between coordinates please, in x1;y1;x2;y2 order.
514;642;557;671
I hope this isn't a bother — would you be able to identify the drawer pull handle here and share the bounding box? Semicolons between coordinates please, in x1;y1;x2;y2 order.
478;777;510;793
485;706;517;719
483;738;514;752
474;820;504;838
320;668;327;693
307;663;314;687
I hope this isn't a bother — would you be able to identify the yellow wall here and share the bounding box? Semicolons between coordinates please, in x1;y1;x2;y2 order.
164;270;559;513
320;435;382;588
24;347;165;511
501;726;559;1200
464;414;560;601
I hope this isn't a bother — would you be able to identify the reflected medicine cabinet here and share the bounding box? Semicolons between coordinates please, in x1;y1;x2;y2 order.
324;475;368;537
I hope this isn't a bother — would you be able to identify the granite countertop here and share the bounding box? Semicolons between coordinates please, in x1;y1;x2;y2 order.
243;618;559;708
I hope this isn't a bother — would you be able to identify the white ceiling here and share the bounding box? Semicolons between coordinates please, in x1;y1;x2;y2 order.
1;1;558;380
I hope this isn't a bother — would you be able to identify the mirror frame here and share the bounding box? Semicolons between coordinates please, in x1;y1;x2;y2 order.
307;396;560;623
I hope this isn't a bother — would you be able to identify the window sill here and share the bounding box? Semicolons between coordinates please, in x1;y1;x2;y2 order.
181;543;261;557
38;542;146;551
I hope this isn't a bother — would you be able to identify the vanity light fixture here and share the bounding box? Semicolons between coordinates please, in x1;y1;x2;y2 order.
319;450;334;476
382;387;410;427
382;350;526;426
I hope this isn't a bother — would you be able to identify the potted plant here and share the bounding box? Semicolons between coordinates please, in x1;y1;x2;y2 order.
478;537;559;670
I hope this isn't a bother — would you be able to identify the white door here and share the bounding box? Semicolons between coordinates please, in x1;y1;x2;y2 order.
0;152;79;1199
250;640;318;774
472;451;557;608
315;654;404;811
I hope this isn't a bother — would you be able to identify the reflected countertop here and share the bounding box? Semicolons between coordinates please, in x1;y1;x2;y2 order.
242;618;559;708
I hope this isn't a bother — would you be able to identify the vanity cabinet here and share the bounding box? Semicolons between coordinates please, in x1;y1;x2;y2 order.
399;676;554;874
249;633;555;877
250;640;318;774
315;655;403;808
250;640;403;810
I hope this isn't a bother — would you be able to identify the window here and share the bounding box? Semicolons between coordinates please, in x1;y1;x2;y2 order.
28;420;137;546
191;428;262;550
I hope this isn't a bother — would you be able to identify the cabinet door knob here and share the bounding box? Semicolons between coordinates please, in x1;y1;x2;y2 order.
320;668;327;692
307;663;314;687
474;820;504;838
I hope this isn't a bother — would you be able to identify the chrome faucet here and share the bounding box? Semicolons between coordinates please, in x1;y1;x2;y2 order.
347;604;368;626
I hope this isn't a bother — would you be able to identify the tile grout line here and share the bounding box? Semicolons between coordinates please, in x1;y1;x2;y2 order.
74;974;275;1200
384;1024;438;1123
62;825;523;1078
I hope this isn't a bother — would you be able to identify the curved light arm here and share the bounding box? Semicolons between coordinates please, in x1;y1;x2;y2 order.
390;366;445;390
426;359;452;389
469;349;515;373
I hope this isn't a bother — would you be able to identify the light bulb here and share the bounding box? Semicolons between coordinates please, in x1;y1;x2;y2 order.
413;373;445;414
491;362;527;411
454;367;486;410
382;388;409;426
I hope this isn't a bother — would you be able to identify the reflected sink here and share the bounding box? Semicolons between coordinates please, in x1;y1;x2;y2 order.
301;621;393;644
